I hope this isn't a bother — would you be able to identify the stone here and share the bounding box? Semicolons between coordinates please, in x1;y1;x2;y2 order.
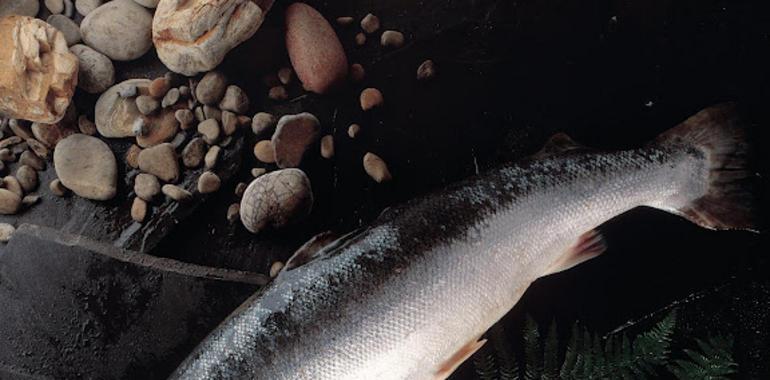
253;140;275;164
320;135;334;159
125;144;141;168
354;32;366;46
360;88;384;110
53;134;117;200
363;152;392;183
269;261;284;278
0;137;22;150
0;16;79;124
80;0;153;61
0;149;13;162
360;13;380;34
9;120;33;140
226;203;240;224
75;0;102;16
49;178;68;196
3;176;23;198
218;85;249;114
335;16;354;26
197;119;221;145
78;115;97;135
170;132;186;149
148;77;170;98
132;118;147;137
63;0;74;17
131;197;147;222
15;165;37;192
251;168;266;178
95;79;151;137
204;145;220;169
203;105;222;122
197;171;221;194
380;30;405;48
47;15;81;46
134;173;160;201
0;190;21;215
0;0;39;17
195;71;227;106
277;67;293;85
162;88;180;108
221;111;238;136
268;86;288;101
272;113;321;168
26;138;51;158
234;182;247;198
285;3;348;94
0;223;15;243
136;96;160;115
137;143;179;183
118;84;138;98
175;109;194;128
133;0;160;8
70;44;115;94
45;0;65;14
350;63;365;82
22;193;40;206
137;111;179;148
152;0;272;76
348;123;361;138
182;137;206;168
30;123;73;148
417;59;436;80
240;168;313;234
178;85;191;98
20;151;45;171
161;184;191;202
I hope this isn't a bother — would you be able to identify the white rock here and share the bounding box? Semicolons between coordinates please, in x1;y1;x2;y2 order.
53;134;118;200
80;0;153;61
95;79;151;137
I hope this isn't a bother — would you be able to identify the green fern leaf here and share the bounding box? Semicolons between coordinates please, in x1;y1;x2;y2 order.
669;335;737;380
542;321;560;380
523;317;543;380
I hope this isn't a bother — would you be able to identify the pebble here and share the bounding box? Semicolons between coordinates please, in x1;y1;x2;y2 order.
170;132;186;149
80;0;153;61
219;85;249;114
350;63;365;82
50;179;68;197
203;105;222;122
131;197;147;222
360;13;380;34
354;32;366;46
0;0;39;17
363;152;392;183
269;261;284;278
194;107;206;123
182;138;206;168
3;177;23;198
137;143;179;183
417;59;436;80
237;115;252;127
252;113;276;136
251;168;266;178
47;15;81;46
132;118;147;137
336;16;354;26
179;85;191;98
63;0;73;17
133;0;160;9
9;120;33;140
96;79;151;137
286;3;348;94
197;171;221;194
125;144;142;168
22;194;41;207
268;86;288;101
134;173;160;201
348;123;361;138
221;111;238;136
272;113;321;168
118;84;138;98
204;146;220;169
234;182;247;198
53;134;117;200
149;77;171;98
0;189;21;215
78;115;98;136
27;139;51;159
360;88;384;110
196;71;228;106
45;0;65;14
0;223;15;243
239;169;313;234
253;141;275;164
381;30;405;48
0;149;14;162
162;184;192;202
226;203;240;224
320;135;335;159
162;88;180;108
136;96;160;115
175;109;194;128
16;165;37;193
136;110;179;148
75;0;102;16
198;119;221;145
20;151;46;171
0;137;22;150
278;67;293;85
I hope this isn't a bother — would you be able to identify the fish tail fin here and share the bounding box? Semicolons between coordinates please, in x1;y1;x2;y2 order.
655;102;758;231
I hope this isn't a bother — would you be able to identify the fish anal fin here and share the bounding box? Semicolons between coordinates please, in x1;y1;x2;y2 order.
534;133;589;159
434;337;487;380
284;231;340;271
544;229;606;275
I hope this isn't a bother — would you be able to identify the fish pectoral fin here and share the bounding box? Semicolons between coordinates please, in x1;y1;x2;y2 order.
544;229;607;276
284;231;341;271
533;132;590;159
434;337;487;380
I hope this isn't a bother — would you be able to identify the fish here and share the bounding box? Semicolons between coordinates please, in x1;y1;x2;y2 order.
170;103;757;380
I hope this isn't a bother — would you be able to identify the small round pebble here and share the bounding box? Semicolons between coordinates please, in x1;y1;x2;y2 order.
78;115;98;135
360;88;384;110
45;0;65;14
272;113;321;168
204;146;221;169
137;143;179;183
252;112;276;136
162;184;192;202
270;261;284;278
196;71;228;106
162;88;180;108
175;109;194;128
197;171;221;194
16;165;38;192
134;173;160;201
268;86;288;101
277;68;293;85
22;194;41;207
0;223;15;243
125;144;142;168
221;111;238;136
363;152;392;183
219;85;249;114
149;77;171;98
136;96;160;115
0;189;21;215
3;177;23;198
203;105;222;122
54;135;118;200
320;135;334;159
47;15;81;46
251;168;267;178
350;63;365;82
360;13;380;34
234;182;247;198
226;203;240;224
182;138;206;168
336;16;354;26
348;124;361;138
131;197;147;222
417;59;436;80
254;140;275;164
20;151;46;171
380;30;405;48
354;32;366;46
50;179;68;197
198;119;221;145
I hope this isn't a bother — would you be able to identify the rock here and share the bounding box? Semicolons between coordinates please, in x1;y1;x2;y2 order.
218;86;249;114
75;0;102;16
20;151;45;171
320;135;334;159
152;0;271;76
161;184;191;202
133;0;160;9
49;178;68;196
136;96;160;115
162;88;180;108
253;140;275;164
251;168;266;178
70;44;115;94
195;71;228;106
221;111;238;136
240;169;313;234
268;86;288;101
78;115;97;135
251;112;276;136
363;152;392;183
134;173;160;201
15;165;37;192
197;171;221;194
0;0;39;17
132;118;147;137
335;16;354;26
80;0;153;61
22;193;40;206
204;145;220;169
26;138;51;159
118;84;138;98
149;77;171;98
0;223;15;242
360;13;380;34
0;16;79;124
285;3;348;94
380;30;405;48
178;85;190;98
417;59;436;80
348;123;361;138
0;137;22;150
45;0;64;14
350;63;365;82
0;189;22;215
136;111;179;148
272;113;321;168
203;105;222;122
197;119;221;145
63;0;74;17
269;261;284;278
95;79;151;137
131;197;147;222
226;203;240;224
0;149;13;162
3;176;23;198
234;182;247;198
237;115;251;127
47;15;81;46
9;120;33;140
354;32;366;46
175;109;194;128
53;134;117;200
30;123;73;148
277;67;293;85
170;132;186;149
181;137;206;168
125;144;141;168
137;143;179;183
360;88;384;110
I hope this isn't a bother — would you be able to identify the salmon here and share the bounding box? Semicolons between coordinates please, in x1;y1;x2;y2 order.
170;103;757;379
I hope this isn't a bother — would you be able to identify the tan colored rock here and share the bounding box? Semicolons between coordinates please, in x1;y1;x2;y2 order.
137;143;179;183
53;134;117;200
161;184;191;202
125;144;142;168
347;123;361;138
360;88;384;111
204;145;220;169
363;152;392;183
3;176;23;198
320;135;334;159
360;13;380;34
0;189;22;215
136;110;179;148
253;140;275;164
0;16;78;124
251;112;275;136
49;178;68;196
380;30;405;48
131;197;147;222
197;171;221;194
152;0;273;76
95;79;151;138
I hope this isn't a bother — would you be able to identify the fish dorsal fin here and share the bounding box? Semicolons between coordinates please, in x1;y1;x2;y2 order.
544;229;607;276
434;337;487;380
283;231;340;271
534;133;588;158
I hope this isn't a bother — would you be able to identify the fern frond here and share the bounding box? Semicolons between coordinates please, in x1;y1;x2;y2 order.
542;321;560;380
473;352;498;380
523;317;543;380
669;335;737;380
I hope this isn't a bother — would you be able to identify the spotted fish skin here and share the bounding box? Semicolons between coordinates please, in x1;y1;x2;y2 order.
170;104;753;380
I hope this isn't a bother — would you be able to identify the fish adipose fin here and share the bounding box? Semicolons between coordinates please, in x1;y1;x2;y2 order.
434;337;487;380
656;102;758;231
534;132;590;159
544;229;607;275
